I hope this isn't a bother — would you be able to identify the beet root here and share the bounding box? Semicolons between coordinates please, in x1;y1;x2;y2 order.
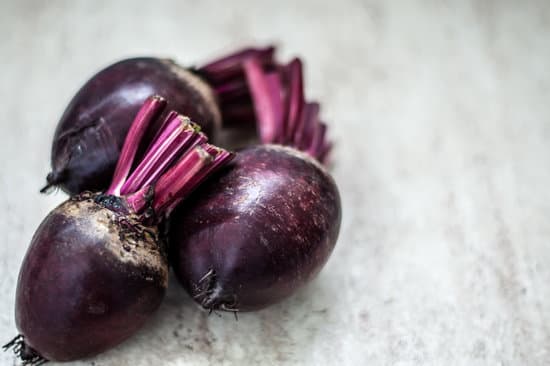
169;145;341;312
8;96;233;363
47;58;221;195
13;193;168;362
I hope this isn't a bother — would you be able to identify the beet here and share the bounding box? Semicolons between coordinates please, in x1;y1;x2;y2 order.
45;47;274;195
7;96;233;363
170;145;341;311
169;57;341;312
13;193;167;362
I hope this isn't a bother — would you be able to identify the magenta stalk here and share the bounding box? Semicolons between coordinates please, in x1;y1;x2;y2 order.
106;96;167;196
283;58;305;143
108;96;234;220
242;55;331;162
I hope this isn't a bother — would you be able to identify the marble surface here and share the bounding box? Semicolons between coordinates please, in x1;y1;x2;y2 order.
1;0;550;365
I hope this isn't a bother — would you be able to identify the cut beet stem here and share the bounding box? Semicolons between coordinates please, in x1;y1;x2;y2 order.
106;96;167;195
120;115;201;195
199;46;276;85
104;95;234;220
244;58;286;144
283;58;305;143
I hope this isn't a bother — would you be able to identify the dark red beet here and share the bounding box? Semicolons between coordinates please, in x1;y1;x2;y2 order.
47;57;221;195
14;194;167;362
8;96;233;363
169;51;340;312
46;47;275;195
169;145;341;311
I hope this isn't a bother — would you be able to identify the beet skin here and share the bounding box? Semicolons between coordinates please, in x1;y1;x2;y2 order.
15;193;168;362
48;58;220;195
169;145;341;311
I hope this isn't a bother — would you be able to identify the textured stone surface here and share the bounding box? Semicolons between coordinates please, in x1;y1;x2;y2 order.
1;0;550;365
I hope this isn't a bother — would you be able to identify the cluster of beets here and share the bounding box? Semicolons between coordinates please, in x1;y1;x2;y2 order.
6;46;341;364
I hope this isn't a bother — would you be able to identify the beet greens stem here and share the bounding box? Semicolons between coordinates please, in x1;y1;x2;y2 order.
104;95;233;219
265;72;285;143
149;147;212;215
106;95;166;196
120;115;201;195
194;46;277;129
241;54;332;164
163;144;234;216
244;58;285;144
125;144;233;217
295;102;320;150
145;110;179;155
198;46;275;85
284;58;305;143
308;122;327;159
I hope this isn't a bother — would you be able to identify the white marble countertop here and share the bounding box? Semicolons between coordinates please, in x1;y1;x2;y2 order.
1;0;550;365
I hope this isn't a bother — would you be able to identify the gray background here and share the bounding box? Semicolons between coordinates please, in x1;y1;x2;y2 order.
1;0;550;365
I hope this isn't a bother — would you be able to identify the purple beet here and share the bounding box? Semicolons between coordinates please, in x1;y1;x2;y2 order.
11;192;167;363
45;47;275;195
7;96;233;363
169;57;341;312
170;145;341;311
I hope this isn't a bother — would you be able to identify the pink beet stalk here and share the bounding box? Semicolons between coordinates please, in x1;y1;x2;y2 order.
120;115;200;195
242;55;332;163
265;73;285;143
283;58;305;143
196;46;278;129
106;96;167;195
244;58;285;144
199;46;276;85
145;148;212;215
295;102;320;150
145;110;179;154
178;145;233;197
125;147;208;215
144;143;232;216
164;145;234;216
308;122;327;159
106;95;233;220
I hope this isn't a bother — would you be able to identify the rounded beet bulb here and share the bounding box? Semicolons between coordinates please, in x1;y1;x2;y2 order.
12;193;167;363
7;96;233;363
169;58;341;312
45;47;275;195
170;145;341;311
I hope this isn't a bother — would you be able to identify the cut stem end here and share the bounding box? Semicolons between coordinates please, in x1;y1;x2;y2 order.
106;96;233;220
